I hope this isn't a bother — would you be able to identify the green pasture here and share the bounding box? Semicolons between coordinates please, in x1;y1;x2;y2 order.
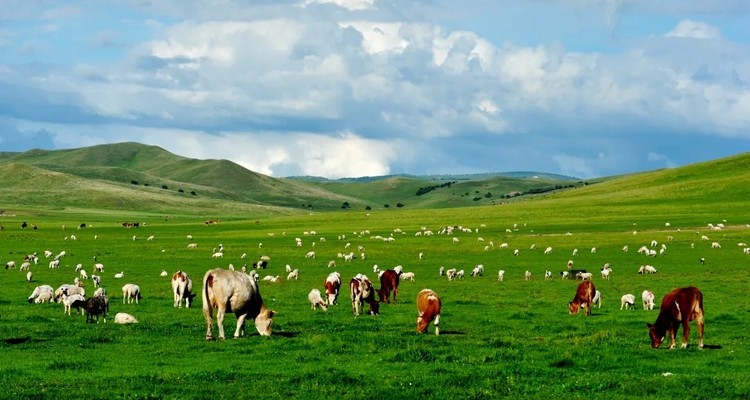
1;201;749;399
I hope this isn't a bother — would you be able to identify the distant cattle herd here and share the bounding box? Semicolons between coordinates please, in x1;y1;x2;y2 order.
12;219;741;348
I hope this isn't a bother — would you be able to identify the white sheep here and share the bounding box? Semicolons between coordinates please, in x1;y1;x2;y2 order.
114;271;125;279
287;269;299;280
114;312;139;324
524;270;532;280
122;284;141;304
305;251;316;259
438;266;444;276
497;270;505;281
620;294;636;310
544;270;552;280
446;268;458;281
308;289;328;311
26;271;33;283
544;247;553;255
211;252;223;259
400;272;415;281
576;272;593;281
62;293;86;315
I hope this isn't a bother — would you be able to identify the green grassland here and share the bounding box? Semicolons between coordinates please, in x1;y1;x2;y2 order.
0;151;749;399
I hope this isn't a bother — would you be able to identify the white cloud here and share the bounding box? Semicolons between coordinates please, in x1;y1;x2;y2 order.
300;0;375;11
666;19;721;39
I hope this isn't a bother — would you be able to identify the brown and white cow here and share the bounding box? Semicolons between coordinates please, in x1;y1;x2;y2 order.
171;270;194;308
568;280;596;316
416;289;441;335
202;268;275;340
647;286;704;349
324;271;341;306
349;274;379;316
377;269;401;303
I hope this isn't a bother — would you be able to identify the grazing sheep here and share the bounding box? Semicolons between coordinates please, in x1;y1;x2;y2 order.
160;269;168;277
470;264;484;277
544;270;552;280
446;268;457;281
600;265;612;280
79;270;88;280
54;285;85;303
620;294;636;310
638;265;658;274
114;312;139;324
567;260;574;269
305;251;316;259
28;285;54;303
576;272;593;281
211;252;223;259
62;293;87;316
5;261;16;270
187;243;198;249
122;284;141;304
287;269;300;280
114;271;124;279
400;272;415;281
524;270;532;281
544;247;553;255
308;289;328;311
572;248;578;256
438;266;445;276
497;270;505;281
455;270;465;279
26;271;32;283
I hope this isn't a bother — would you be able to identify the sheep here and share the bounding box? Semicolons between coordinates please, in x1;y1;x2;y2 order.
287;269;300;280
62;293;87;315
438;266;444;276
446;268;458;281
470;264;484;277
114;271;125;279
26;270;33;283
524;270;532;281
544;270;552;280
400;272;415;281
327;260;336;268
79;270;88;280
600;265;612;280
638;265;658;274
122;284;141;304
305;251;316;259
75;264;83;272
211;252;223;259
620;294;636;310
160;269;168;277
5;261;16;270
497;270;505;281
94;263;104;272
93;287;106;298
576;272;593;281
54;285;85;303
566;260;574;269
513;249;520;256
308;289;328;311
187;243;198;249
622;245;629;252
560;271;570;280
19;262;31;271
572;248;578;256
35;291;53;304
114;313;139;324
455;270;465;279
147;235;155;241
28;285;54;303
544;247;553;255
711;242;721;249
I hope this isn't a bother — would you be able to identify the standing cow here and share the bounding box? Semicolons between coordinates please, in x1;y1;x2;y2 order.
171;271;194;308
349;274;379;316
202;268;276;340
324;272;341;306
647;286;705;349
416;289;442;335
377;269;401;303
569;280;596;316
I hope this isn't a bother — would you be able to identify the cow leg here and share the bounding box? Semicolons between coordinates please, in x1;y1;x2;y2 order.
204;307;215;340
234;313;247;338
216;307;227;339
696;310;705;349
667;328;676;349
434;314;440;336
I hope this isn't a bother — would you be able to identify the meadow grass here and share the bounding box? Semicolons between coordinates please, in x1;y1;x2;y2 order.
1;200;749;399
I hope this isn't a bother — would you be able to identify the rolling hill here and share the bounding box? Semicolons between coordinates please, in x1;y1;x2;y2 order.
0;142;746;217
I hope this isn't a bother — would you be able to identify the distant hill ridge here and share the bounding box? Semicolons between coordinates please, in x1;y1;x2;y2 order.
0;142;746;214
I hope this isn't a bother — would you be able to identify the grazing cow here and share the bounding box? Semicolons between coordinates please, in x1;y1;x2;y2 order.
122;284;141;304
620;294;636;310
416;289;442;335
350;275;379;316
324;272;342;305
647;287;704;349
202;268;275;340
642;290;655;310
308;289;328;311
569;281;596;316
377;269;401;303
171;271;194;308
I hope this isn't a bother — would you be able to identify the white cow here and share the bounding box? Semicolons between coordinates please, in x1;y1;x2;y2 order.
642;290;655;310
202;268;275;339
171;271;194;308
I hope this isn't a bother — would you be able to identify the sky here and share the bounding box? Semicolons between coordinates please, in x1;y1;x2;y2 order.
1;0;749;179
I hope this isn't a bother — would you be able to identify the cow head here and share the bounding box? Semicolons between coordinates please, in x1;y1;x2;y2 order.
646;323;665;348
417;313;429;333
568;301;581;315
255;308;276;336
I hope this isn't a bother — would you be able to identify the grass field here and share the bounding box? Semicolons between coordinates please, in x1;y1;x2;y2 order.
1;194;749;399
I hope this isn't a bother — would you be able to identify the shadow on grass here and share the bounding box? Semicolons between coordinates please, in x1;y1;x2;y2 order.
438;330;465;335
274;331;300;338
4;336;31;345
702;344;722;350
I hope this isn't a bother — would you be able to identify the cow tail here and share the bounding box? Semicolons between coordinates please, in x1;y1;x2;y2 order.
202;271;214;313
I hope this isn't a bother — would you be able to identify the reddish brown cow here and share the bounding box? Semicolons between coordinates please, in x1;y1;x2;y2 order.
416;289;441;335
377;269;401;303
647;286;704;349
568;280;596;316
324;272;341;306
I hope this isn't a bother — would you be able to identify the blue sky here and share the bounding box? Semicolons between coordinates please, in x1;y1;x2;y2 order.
1;0;749;179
